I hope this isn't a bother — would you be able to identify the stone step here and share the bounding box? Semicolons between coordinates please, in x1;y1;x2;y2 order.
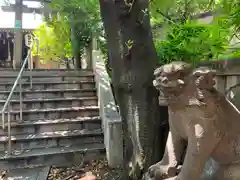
0;143;105;169
1;106;99;121
0;116;101;136
0;97;98;110
4;166;50;180
0;129;104;152
0;69;93;77
0;81;95;91
0;88;97;100
0;76;94;83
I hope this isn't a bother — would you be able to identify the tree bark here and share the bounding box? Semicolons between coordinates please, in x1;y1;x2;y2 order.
70;16;82;69
99;0;165;179
74;52;82;69
85;38;93;69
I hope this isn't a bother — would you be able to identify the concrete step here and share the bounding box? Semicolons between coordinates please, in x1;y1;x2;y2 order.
1;106;99;121
0;69;93;77
0;116;101;136
0;129;104;152
0;143;105;169
3;166;50;180
0;81;95;91
0;88;97;100
0;76;94;83
0;97;98;110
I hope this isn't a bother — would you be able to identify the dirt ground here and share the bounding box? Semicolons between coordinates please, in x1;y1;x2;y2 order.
47;157;122;180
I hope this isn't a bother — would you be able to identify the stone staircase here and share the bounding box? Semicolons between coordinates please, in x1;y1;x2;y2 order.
0;69;105;169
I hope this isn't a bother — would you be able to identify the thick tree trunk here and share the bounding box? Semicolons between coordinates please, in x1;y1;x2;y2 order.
99;0;165;179
74;52;82;69
105;53;118;109
85;39;93;69
70;17;82;69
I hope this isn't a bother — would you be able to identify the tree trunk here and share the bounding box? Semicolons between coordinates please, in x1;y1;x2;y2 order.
99;0;165;179
85;38;93;69
70;16;82;69
74;52;82;69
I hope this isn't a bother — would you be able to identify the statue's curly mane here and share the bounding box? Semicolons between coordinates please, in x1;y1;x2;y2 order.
153;61;219;107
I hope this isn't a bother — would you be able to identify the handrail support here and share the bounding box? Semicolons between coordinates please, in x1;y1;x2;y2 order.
1;38;37;155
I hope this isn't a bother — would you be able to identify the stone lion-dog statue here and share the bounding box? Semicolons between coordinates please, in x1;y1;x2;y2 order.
149;61;240;180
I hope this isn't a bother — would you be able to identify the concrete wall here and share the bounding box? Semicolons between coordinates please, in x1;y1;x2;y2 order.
92;50;123;168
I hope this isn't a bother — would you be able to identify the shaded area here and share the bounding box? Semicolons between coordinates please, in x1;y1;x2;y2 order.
47;157;122;180
1;166;50;180
226;83;240;110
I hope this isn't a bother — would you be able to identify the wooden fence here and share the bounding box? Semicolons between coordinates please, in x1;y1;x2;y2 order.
201;59;240;109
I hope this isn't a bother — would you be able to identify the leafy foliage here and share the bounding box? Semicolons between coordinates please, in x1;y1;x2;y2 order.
47;0;102;59
32;23;72;62
151;0;240;64
154;19;230;64
216;0;240;59
221;0;240;33
150;0;217;26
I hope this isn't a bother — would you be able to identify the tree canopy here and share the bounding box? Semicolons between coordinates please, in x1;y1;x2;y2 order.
33;23;72;62
32;0;102;64
30;0;240;65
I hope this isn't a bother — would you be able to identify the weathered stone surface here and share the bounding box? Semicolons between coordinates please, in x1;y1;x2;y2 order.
0;97;98;111
0;143;105;169
4;166;50;180
0;89;97;100
226;83;240;110
0;129;103;151
0;69;103;170
92;51;123;168
148;61;240;180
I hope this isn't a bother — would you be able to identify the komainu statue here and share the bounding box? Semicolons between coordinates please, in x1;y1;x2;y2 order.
148;61;240;180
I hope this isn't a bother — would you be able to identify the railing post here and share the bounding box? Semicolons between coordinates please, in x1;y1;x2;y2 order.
7;103;11;155
29;55;33;89
2;111;5;129
19;76;23;121
0;39;36;155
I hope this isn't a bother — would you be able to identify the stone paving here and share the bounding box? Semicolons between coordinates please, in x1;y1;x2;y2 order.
2;166;50;180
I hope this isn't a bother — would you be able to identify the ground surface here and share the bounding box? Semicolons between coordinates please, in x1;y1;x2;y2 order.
47;157;122;180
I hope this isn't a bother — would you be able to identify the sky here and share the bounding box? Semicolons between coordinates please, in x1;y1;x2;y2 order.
0;0;43;29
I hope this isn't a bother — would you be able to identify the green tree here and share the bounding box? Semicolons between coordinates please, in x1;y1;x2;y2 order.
33;23;72;63
99;1;237;180
154;18;230;65
99;1;165;179
47;0;102;68
150;0;218;26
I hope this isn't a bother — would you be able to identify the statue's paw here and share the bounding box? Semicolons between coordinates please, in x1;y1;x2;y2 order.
148;163;181;179
148;162;168;179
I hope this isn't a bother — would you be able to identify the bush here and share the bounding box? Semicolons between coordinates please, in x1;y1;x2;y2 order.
154;18;230;65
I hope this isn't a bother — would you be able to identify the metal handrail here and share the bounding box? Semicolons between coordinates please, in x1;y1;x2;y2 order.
1;38;37;155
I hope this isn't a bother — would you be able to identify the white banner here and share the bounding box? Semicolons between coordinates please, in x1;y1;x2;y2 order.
24;34;33;47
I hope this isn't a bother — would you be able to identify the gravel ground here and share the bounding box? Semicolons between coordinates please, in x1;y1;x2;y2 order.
47;157;122;180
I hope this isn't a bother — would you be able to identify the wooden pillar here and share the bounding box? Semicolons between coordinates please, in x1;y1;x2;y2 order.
13;0;23;69
7;33;12;68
